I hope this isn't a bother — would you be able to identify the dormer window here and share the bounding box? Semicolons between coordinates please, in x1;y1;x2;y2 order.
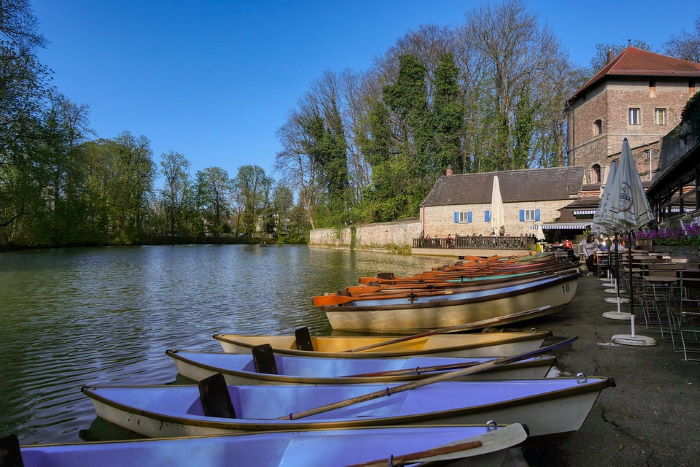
593;119;603;135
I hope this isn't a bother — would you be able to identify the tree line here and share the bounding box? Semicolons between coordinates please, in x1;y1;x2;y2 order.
0;1;308;248
1;1;698;248
276;1;700;228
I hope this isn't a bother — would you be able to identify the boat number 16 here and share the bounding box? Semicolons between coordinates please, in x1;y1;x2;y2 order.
562;283;571;293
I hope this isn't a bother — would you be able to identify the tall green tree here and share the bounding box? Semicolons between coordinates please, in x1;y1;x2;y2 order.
432;53;465;174
159;151;190;239
233;165;271;237
195;167;231;235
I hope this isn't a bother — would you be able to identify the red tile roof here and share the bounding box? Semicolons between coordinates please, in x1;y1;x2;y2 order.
569;47;700;103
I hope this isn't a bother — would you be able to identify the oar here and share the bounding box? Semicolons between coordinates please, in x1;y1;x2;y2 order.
343;360;480;377
346;439;483;467
343;305;552;353
278;336;578;420
312;290;453;307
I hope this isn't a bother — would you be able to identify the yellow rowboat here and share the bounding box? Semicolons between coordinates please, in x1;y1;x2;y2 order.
213;330;551;359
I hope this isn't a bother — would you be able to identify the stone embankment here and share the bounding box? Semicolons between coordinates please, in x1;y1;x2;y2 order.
309;219;420;253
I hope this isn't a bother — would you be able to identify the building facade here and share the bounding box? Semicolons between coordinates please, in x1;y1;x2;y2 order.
419;167;584;237
566;47;700;183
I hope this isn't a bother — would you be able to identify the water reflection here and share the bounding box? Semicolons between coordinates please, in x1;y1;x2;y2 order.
0;245;443;443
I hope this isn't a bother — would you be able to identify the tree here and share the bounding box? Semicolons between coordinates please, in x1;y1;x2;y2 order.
432;53;465;173
233;165;271;237
0;0;46;50
159;151;190;239
195;167;231;235
664;18;700;63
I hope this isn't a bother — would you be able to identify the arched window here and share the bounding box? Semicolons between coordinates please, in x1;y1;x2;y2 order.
593;119;603;135
591;164;601;184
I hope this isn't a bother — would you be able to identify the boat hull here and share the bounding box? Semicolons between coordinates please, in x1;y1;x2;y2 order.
168;350;557;385
83;377;612;439
18;424;527;467
324;277;578;332
214;332;550;359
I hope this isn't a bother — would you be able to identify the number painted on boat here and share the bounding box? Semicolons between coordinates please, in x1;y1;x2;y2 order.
562;283;571;293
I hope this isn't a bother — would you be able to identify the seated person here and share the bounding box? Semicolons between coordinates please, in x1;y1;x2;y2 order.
580;234;600;274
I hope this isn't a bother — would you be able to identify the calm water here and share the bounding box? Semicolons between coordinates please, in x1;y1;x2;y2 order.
0;245;443;444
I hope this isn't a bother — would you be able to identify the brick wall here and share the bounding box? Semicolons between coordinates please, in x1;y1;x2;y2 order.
422;200;572;237
568;79;694;175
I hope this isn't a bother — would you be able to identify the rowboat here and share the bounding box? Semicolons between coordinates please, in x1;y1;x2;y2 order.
318;270;579;332
166;349;557;385
11;424;528;467
213;330;551;358
82;376;613;439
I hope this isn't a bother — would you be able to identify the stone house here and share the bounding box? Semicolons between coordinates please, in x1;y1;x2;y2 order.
419;167;584;237
566;46;700;185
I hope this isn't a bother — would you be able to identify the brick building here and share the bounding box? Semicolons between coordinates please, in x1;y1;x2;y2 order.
566;47;700;184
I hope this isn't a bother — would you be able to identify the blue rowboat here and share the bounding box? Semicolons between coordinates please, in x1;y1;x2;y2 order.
166;349;557;385
11;424;528;467
82;376;613;439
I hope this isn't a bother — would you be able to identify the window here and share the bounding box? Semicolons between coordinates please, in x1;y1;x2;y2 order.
649;80;656;98
454;211;472;223
592;164;601;184
690;80;696;98
593;119;602;135
484;210;491;222
628;108;640;125
655;108;666;125
519;209;540;222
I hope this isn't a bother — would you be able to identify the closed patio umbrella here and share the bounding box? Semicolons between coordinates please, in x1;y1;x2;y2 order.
604;139;655;346
491;176;505;235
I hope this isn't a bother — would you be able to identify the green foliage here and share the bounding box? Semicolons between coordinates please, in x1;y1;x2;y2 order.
432;54;465;174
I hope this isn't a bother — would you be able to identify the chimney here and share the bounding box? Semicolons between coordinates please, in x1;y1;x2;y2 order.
606;49;614;64
445;165;454;176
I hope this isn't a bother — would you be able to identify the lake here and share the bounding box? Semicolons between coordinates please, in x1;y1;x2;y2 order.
0;245;444;444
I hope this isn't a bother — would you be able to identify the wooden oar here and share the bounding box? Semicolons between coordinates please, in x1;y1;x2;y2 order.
343;360;480;377
346;439;483;467
343;305;552;353
278;336;578;420
312;290;453;307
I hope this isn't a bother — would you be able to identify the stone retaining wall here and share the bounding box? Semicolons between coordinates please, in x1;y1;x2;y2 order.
309;219;421;249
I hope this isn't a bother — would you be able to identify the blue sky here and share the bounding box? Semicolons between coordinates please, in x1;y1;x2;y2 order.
33;0;698;181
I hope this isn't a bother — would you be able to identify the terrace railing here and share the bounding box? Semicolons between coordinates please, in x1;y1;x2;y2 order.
413;235;535;250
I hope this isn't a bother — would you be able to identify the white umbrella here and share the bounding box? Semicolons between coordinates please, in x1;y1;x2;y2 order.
534;224;545;241
604;139;655;346
491;176;505;234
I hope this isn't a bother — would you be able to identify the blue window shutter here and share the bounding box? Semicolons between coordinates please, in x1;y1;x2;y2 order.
468;211;473;223
454;212;459;223
535;209;541;221
519;209;525;222
485;210;490;222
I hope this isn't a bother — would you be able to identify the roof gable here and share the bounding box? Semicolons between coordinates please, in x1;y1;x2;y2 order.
570;47;700;103
421;167;585;207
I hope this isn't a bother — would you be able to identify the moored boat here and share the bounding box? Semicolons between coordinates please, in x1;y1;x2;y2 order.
166;349;557;385
319;270;579;332
213;330;551;358
10;423;528;467
81;376;613;439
